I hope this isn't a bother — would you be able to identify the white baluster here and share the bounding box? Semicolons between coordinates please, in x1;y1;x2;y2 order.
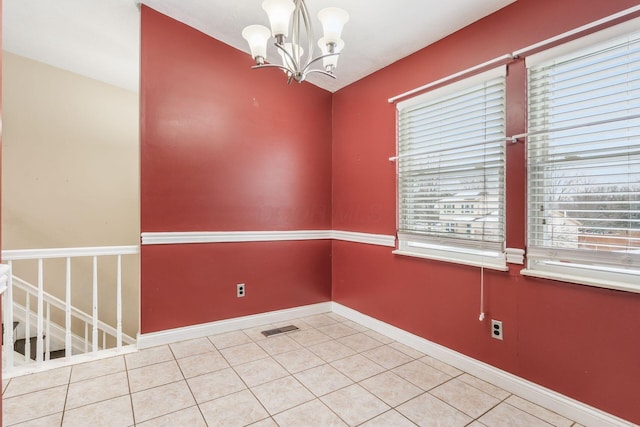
4;262;15;369
65;257;72;359
45;303;51;361
36;258;44;363
102;330;106;350
84;321;88;353
116;255;122;349
92;256;98;353
25;291;30;363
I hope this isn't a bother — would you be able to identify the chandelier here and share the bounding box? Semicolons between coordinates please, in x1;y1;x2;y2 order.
242;0;349;84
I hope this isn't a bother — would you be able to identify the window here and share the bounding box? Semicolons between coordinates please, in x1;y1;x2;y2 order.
524;21;640;291
394;67;507;270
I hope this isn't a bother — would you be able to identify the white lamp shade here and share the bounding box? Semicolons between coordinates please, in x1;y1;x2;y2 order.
279;43;304;70
318;7;349;44
242;25;271;60
318;37;344;69
262;0;295;38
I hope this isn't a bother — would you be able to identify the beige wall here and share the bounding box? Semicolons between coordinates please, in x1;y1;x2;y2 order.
2;52;139;338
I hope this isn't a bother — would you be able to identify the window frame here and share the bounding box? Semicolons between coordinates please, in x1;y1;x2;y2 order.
522;18;640;293
393;67;508;271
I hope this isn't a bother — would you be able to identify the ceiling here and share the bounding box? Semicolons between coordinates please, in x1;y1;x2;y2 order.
3;0;517;93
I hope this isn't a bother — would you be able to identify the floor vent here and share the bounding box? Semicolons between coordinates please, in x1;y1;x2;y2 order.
261;325;299;338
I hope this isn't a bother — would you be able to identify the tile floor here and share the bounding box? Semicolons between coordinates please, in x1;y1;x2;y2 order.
2;312;584;427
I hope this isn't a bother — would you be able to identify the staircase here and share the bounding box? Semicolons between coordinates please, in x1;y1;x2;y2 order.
1;246;139;375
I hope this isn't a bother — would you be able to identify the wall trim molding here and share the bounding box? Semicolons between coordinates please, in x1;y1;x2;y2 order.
136;302;332;349
331;302;634;427
141;230;396;247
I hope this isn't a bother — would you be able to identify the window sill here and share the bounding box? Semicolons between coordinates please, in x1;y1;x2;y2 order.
393;249;509;272
520;268;640;294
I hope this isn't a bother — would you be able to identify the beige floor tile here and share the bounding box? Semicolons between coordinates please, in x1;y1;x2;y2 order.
70;355;126;383
341;320;370;332
273;348;325;373
337;332;384;352
136;406;206;427
233;357;289;387
321;384;390;426
360;371;423;407
219;342;269;366
458;373;511;400
65;371;129;410
170;337;216;359
289;328;332;347
3;385;67;426
274;399;348;427
317;323;359;339
479;402;554;427
397;392;472;427
257;335;302;356
62;395;133;427
392;360;452;391
389;341;425;359
176;350;229;378
199;389;270;427
325;312;348;322
505;395;573;427
251;376;315;415
128;360;183;392
467;421;489;427
125;345;174;370
186;367;246;403
360;410;418;427
3;366;71;397
209;330;253;349
430;378;501;418
309;340;356;363
364;330;395;344
294;364;353;397
419;355;463;377
242;324;274;341
2;377;9;394
131;381;196;423
248;417;278;427
330;353;386;382
10;412;63;427
302;314;337;328
363;345;414;369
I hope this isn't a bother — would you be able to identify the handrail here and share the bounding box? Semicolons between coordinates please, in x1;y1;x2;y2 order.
12;276;136;344
2;245;139;261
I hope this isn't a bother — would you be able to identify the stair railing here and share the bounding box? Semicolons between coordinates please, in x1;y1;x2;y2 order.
2;246;138;371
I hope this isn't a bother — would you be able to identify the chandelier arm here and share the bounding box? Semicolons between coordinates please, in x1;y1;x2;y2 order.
273;42;298;74
251;63;294;73
298;0;315;69
303;68;337;80
300;52;340;75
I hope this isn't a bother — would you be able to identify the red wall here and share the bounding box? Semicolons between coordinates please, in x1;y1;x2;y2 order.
140;1;640;423
140;7;333;333
332;0;640;423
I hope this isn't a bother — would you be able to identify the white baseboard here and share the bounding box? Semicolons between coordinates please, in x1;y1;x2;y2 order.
331;302;635;427
136;302;333;349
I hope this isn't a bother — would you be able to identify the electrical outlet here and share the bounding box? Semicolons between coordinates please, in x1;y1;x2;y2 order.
491;319;503;340
237;283;245;298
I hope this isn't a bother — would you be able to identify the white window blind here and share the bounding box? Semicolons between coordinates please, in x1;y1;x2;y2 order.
395;67;507;270
525;23;640;292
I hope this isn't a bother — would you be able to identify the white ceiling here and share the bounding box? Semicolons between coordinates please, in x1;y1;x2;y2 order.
3;0;517;93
